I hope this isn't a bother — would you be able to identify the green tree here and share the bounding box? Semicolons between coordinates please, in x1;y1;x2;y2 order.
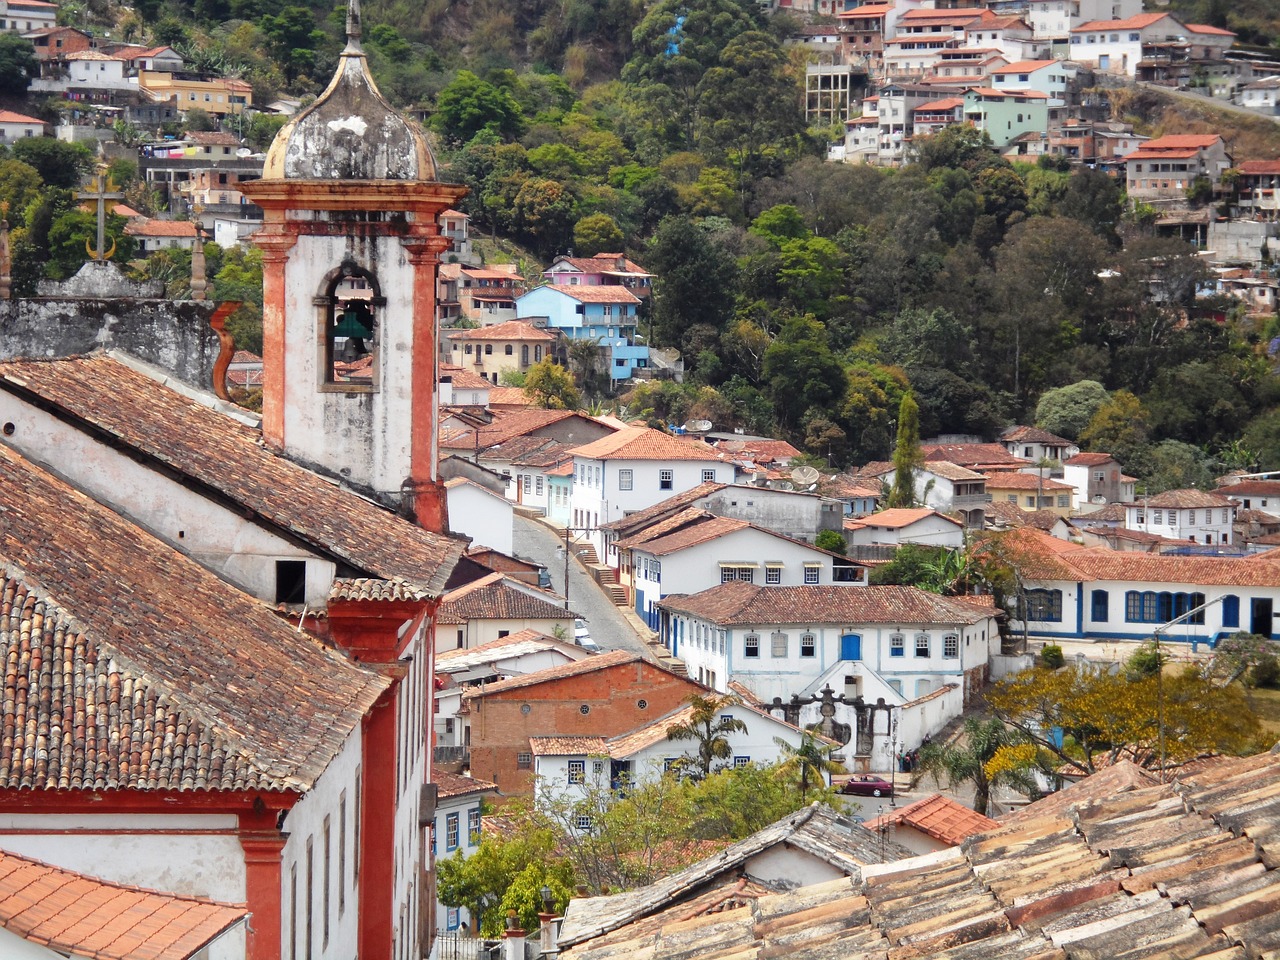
46;208;136;278
11;139;93;191
814;529;846;554
0;159;42;220
761;315;846;433
1034;380;1109;441
773;730;843;802
432;71;525;145
1144;439;1214;494
0;34;37;96
917;716;1031;816
523;358;582;410
666;693;749;780
1079;390;1151;473
886;392;922;508
646;215;737;356
572;212;624;256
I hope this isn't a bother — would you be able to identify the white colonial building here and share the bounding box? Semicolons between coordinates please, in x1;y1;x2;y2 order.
569;426;733;556
1123;489;1236;546
844;507;967;547
432;772;498;934
445;476;514;555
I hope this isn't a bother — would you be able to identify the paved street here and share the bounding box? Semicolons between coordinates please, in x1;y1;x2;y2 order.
511;512;655;660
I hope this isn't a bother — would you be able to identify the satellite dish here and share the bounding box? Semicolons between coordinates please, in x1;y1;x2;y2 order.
684;419;713;433
1092;495;1106;504
791;465;821;486
774;480;795;491
236;147;252;158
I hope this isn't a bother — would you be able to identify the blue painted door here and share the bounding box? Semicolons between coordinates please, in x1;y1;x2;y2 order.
840;633;862;661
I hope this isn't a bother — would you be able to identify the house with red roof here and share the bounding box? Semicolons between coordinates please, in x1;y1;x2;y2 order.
1232;159;1280;218
437;571;577;650
994;527;1280;644
1028;0;1140;41
866;793;999;854
568;426;734;560
961;87;1050;148
438;262;525;324
1000;424;1079;463
844;507;967;547
123;216;199;252
446;318;558;385
0;109;46;141
1062;451;1136;508
987;59;1081;101
655;582;1002;760
983;470;1077;517
543;252;652;300
1122;488;1236;546
1125;133;1231;202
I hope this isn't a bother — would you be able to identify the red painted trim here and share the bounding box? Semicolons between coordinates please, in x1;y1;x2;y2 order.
406;234;451;534
255;227;297;450
359;688;398;960
328;600;431;665
241;828;287;960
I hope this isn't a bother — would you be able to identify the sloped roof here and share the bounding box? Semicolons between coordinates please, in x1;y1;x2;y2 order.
845;507;963;529
1216;479;1280;496
866;793;998;845
570;427;722;462
441;408;611;452
435;770;498;800
617;515;751;556
558;803;912;949
0;355;464;597
988;60;1059;75
656;583;998;627
461;650;658;699
599;482;726;534
982;472;1074;492
435;629;585;671
1072;11;1174;30
1000;760;1159;826
604;699;834;761
124;218;199;238
921;443;1031;468
0;445;389;793
1135;488;1234;509
0;848;246;960
560;748;1280;960
1000;424;1073;444
448;320;557;342
1065;451;1116;466
0;110;43;124
437;573;574;624
441;363;496;391
533;285;641;305
530;736;609;756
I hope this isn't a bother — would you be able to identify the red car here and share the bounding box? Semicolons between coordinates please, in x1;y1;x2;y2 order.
840;775;894;798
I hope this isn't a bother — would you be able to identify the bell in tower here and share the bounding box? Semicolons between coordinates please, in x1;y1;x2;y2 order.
240;0;466;534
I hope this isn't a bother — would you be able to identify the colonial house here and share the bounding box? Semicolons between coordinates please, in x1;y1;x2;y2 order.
1003;529;1280;643
432;772;498;934
446;319;558;385
568;427;732;558
0;108;46;140
1125;133;1232;202
655;583;1001;741
821;473;882;517
440;407;616;464
1241;78;1280;116
982;471;1076;516
439;362;492;408
865;462;988;529
543;252;652;300
459;651;705;795
436;572;576;651
1123;489;1236;546
617;510;867;632
999;425;1079;463
1215;478;1280;512
531;699;838;804
515;284;648;383
844;507;966;548
922;442;1032;472
1062;451;1135;509
437;263;524;324
123;216;199;252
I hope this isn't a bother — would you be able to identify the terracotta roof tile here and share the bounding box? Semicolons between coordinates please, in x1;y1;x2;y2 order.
599;483;725;534
1064;452;1116;466
440;363;493;392
0;110;43;124
0;445;389;792
617;515;751;556
983;472;1074;491
123;218;198;238
0;848;246;960
0;356;464;597
866;793;998;845
438;573;574;624
529;736;609;756
487;386;533;407
1000;424;1073;444
846;507;963;529
657;583;998;627
434;770;498;799
542;286;641;305
329;577;429;602
186;131;241;146
1217;480;1280;497
441;408;609;452
921;443;1031;468
461;650;646;699
570;427;722;462
447;320;557;342
1001;761;1159;825
1072;11;1173;30
1134;488;1234;509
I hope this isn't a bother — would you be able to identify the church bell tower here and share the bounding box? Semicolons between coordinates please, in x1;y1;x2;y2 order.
241;0;466;533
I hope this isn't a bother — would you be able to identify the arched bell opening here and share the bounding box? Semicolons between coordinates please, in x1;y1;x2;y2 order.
317;259;387;389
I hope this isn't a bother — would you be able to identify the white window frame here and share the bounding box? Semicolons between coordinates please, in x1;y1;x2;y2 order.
618;468;633;491
771;632;788;657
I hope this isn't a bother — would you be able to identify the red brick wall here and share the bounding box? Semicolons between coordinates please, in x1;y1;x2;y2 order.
467;661;704;794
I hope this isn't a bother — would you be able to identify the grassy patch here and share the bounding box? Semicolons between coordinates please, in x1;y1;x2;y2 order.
1244;685;1280;735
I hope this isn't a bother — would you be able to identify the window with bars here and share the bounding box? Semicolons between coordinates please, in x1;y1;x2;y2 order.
568;760;585;784
744;634;760;658
800;633;816;657
943;634;959;658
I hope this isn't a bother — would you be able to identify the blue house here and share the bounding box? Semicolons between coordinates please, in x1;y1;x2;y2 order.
516;284;648;384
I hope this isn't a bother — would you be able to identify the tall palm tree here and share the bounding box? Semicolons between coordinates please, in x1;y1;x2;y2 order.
666;694;748;780
774;730;844;801
917;716;1034;817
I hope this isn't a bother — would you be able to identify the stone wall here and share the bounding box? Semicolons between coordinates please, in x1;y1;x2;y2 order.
0;262;222;390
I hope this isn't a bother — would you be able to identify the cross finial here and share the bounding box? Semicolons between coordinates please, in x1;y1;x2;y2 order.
75;166;124;264
344;0;363;54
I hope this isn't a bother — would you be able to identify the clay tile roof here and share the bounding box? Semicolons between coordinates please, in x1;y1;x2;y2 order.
124;218;198;238
441;408;608;452
329;577;429;602
866;793;998;845
440;363;492;391
434;770;498;799
462;650;643;698
570;427;722;462
1186;22;1235;35
0;110;43;124
438;573;573;624
0;356;465;597
544;285;642;304
921;443;1030;468
915;97;965;111
1236;161;1280;176
530;736;609;756
1216;479;1280;496
846;507;963;529
923;461;985;482
618;515;751;556
1138;133;1223;150
656;582;997;627
1136;488;1234;509
1000;424;1073;444
0;848;247;960
838;3;891;15
1064;452;1115;466
487;386;533;407
1000;761;1159;825
989;59;1058;74
1072;11;1170;30
982;472;1074;492
599;482;725;533
186;131;241;146
447;320;557;342
0;445;390;792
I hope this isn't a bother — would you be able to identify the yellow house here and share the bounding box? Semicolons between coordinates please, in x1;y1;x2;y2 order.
983;470;1076;516
447;320;558;385
137;70;252;116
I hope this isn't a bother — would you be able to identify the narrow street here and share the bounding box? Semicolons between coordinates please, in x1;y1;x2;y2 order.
511;512;656;660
